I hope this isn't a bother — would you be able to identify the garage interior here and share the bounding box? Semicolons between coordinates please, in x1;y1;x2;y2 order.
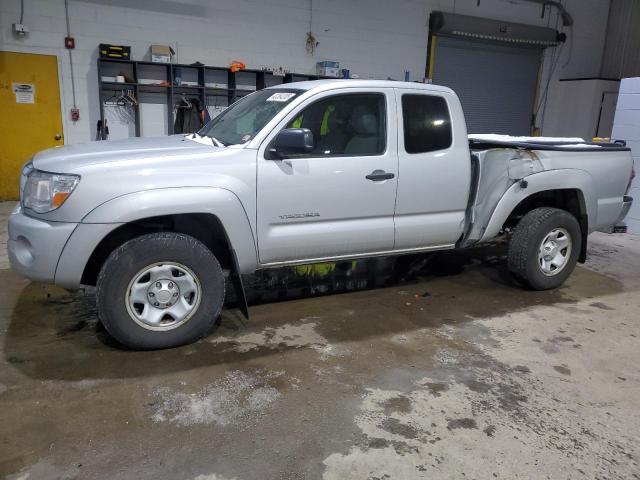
1;0;640;479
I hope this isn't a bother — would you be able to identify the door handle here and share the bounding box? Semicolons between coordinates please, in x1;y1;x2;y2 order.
54;133;62;141
366;169;395;181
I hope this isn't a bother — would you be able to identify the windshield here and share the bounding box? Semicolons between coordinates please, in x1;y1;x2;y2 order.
198;88;303;146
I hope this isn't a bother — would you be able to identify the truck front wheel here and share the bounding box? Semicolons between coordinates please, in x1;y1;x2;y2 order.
508;207;582;290
96;232;225;350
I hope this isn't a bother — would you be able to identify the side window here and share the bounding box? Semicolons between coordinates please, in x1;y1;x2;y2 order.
286;93;386;156
402;94;452;153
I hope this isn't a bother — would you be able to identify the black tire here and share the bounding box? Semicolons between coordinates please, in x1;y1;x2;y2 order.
508;207;582;290
96;232;225;350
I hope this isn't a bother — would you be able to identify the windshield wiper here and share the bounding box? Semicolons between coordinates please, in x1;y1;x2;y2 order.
189;132;226;147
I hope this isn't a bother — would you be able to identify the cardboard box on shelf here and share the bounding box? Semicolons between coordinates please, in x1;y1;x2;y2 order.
150;45;175;64
316;61;340;77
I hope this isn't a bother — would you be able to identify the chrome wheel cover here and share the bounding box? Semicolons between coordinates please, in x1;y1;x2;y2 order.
538;228;572;276
125;262;201;331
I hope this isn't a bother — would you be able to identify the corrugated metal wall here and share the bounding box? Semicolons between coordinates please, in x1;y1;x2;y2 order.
601;0;640;78
432;36;541;135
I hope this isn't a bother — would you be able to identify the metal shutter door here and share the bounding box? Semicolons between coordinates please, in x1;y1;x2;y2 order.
432;36;541;135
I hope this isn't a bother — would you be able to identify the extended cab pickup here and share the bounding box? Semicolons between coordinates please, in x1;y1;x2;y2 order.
8;80;634;349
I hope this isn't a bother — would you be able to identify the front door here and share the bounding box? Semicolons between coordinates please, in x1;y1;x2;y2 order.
257;88;398;264
0;52;64;200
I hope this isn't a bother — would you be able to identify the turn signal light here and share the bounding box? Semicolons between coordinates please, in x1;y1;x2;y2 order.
52;192;70;208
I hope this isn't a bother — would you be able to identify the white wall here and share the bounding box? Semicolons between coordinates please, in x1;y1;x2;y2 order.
542;79;620;139
612;77;640;234
536;0;612;135
0;0;611;144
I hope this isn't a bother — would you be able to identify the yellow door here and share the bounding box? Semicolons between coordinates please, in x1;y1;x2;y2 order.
0;51;64;200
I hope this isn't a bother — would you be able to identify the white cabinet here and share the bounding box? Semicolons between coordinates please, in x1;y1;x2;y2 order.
612;78;640;234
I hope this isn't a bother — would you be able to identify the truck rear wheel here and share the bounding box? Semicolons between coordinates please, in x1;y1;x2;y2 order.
508;207;581;290
96;232;225;350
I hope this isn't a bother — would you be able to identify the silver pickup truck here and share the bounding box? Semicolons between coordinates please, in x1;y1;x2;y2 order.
8;80;634;349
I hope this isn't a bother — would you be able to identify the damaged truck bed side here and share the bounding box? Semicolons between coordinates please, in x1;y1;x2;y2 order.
8;79;634;349
463;135;634;252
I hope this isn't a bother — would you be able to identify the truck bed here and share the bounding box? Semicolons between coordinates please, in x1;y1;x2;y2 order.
468;134;631;152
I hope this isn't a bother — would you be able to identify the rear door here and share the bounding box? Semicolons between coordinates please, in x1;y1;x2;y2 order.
256;88;398;264
393;88;471;249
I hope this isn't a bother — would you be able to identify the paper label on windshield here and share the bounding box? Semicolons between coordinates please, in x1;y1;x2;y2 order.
266;92;295;102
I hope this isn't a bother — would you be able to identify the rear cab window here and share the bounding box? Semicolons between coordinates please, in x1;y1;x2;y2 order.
401;94;452;153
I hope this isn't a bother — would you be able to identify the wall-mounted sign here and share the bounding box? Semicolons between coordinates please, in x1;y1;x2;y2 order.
12;83;35;104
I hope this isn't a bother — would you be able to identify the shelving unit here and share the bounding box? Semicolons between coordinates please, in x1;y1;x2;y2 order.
97;58;333;138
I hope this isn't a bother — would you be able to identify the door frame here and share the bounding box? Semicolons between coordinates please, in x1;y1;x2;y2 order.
0;50;66;199
2;48;67;142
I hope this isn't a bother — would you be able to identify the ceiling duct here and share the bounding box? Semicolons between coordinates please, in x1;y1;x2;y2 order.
429;11;564;48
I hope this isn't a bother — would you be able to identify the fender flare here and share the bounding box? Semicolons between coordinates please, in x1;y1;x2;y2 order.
55;187;258;289
478;169;595;243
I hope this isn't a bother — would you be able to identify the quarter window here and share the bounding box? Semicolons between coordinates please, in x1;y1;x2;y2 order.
286;93;386;156
402;94;452;153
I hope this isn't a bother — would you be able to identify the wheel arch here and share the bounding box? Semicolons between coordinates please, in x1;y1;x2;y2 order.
80;212;235;286
502;188;587;229
480;170;594;241
479;169;594;262
54;187;258;289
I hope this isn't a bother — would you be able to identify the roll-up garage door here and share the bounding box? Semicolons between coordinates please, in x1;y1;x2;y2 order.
431;36;542;135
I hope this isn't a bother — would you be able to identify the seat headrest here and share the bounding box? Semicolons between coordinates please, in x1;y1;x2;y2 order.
327;110;345;131
350;106;378;136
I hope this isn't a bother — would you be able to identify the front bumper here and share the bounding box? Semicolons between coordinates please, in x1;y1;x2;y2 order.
7;205;77;283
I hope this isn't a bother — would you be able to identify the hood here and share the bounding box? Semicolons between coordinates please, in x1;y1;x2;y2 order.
32;135;225;173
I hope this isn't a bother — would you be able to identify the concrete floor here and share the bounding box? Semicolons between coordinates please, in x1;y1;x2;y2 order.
1;200;639;480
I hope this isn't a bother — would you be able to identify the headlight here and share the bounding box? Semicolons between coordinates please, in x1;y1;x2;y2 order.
22;170;80;213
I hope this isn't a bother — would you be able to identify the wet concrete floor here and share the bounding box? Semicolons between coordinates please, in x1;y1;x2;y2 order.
0;201;639;479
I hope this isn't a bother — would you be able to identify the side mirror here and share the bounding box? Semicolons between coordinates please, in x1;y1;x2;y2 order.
268;128;314;159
